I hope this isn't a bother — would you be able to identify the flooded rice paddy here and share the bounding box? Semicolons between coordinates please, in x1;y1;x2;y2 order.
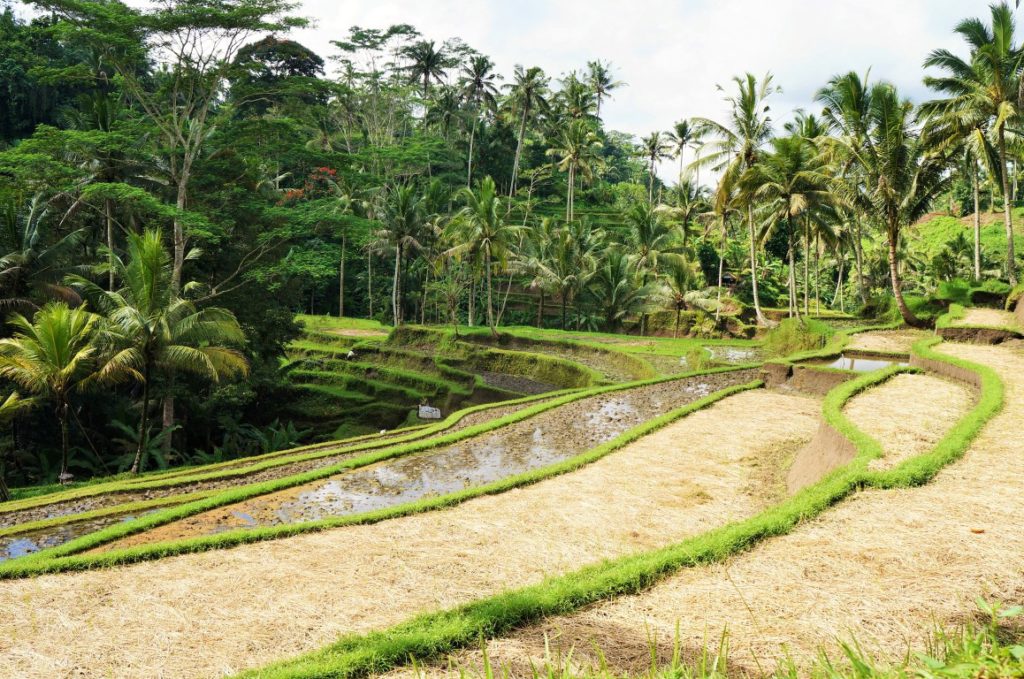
95;369;759;551
802;353;909;372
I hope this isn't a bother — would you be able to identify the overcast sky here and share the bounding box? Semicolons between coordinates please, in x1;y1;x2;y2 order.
290;0;998;177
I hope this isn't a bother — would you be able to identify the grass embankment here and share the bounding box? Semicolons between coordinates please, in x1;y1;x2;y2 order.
938;303;1024;335
0;364;759;577
233;336;1001;679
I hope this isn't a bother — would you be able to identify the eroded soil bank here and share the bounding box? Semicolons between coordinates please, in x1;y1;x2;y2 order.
0;387;817;679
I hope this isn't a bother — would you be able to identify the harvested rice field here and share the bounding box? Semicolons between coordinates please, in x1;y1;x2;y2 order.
0;387;821;678
401;343;1020;677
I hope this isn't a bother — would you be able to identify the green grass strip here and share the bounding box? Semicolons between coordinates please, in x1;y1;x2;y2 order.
232;337;1002;679
0;378;760;579
0;364;759;575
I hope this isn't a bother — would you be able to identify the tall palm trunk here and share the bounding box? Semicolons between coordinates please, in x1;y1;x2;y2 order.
648;158;655;202
999;128;1017;284
57;399;70;481
855;219;867;305
392;244;402;326
510;109;528;199
131;361;152;475
747;204;765;325
887;227;921;327
468;276;475;326
338;232;346;318
835;257;845;313
105;198;115;290
484;248;495;333
802;218;809;316
715;218;725;323
367;250;374;319
973;161;981;280
787;216;798;318
467;113;478;188
814;234;821;314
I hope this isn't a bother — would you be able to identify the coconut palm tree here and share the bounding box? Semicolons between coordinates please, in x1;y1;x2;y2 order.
376;185;427;326
588;247;651;332
662;255;701;338
0;303;107;482
546;120;604;221
692;73;780;325
69;230;248;473
922;2;1020;284
505;65;551;198
559;72;597;121
820;76;951;326
586;60;624;119
447;177;523;334
661;180;709;248
623;201;682;335
460;55;501;188
640;131;673;202
746;134;834;317
666;120;699;183
401;40;451;98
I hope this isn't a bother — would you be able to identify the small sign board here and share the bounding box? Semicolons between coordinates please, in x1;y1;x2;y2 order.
418;404;442;420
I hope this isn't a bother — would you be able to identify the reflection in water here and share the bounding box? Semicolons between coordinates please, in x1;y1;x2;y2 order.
0;512;141;562
806;353;909;372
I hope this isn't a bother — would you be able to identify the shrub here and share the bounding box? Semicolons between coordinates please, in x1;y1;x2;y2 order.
762;317;834;357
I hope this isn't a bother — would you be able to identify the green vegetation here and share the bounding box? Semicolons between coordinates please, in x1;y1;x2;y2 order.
230;336;1002;679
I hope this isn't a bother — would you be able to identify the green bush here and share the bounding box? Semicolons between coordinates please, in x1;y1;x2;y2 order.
762;317;834;357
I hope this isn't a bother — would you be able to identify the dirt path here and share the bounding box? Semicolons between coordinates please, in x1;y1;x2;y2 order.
409;343;1016;677
955;307;1020;329
0;389;819;679
846;329;928;354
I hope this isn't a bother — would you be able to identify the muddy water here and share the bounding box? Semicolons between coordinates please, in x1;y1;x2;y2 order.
98;370;759;551
0;511;149;562
804;353;909;372
707;346;765;364
0;397;555;532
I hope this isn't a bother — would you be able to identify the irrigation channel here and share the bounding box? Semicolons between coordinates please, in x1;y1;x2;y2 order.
84;369;760;553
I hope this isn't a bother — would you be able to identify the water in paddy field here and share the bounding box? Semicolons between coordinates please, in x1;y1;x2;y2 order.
805;353;909;372
0;512;143;562
98;370;758;546
706;346;765;364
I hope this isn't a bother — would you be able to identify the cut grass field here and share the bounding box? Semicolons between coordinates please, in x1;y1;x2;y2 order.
224;335;1000;679
378;342;1010;678
0;380;813;678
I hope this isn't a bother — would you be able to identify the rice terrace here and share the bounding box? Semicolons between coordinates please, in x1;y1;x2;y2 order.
2;0;1024;677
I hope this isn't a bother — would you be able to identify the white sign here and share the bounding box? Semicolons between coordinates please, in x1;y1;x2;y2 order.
418;405;442;420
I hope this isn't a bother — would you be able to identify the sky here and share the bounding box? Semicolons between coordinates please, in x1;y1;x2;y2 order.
288;0;997;178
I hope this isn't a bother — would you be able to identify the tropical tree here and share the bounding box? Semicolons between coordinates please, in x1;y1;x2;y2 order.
448;177;522;333
640;131;672;201
622;200;681;334
820;76;951;326
692;73;780;325
588;247;649;331
747;134;834;317
0;303;107;481
665;120;698;182
460;55;500;187
505;65;551;198
586;60;624;119
376;185;427;326
662;254;701;338
402;40;451;98
70;230;248;473
546;120;604;221
922;1;1020;284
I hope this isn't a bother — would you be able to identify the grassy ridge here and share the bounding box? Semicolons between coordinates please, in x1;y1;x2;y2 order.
233;337;1002;679
0;364;758;576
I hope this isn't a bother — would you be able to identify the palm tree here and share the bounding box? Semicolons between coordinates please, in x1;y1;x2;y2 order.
640;131;673;201
460;55;501;188
747;134;834;317
448;177;523;333
546;120;604;221
586;60;624;119
516;217;558;327
401;40;451;98
692;73;780;325
588;247;651;331
661;180;708;248
922;2;1020;284
376;186;427;326
0;303;107;482
559;72;597;121
820;77;951;326
665;120;698;183
0;195;85;314
424;86;465;140
661;255;700;338
623;201;681;335
541;220;602;330
505;65;551;198
70;230;248;473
